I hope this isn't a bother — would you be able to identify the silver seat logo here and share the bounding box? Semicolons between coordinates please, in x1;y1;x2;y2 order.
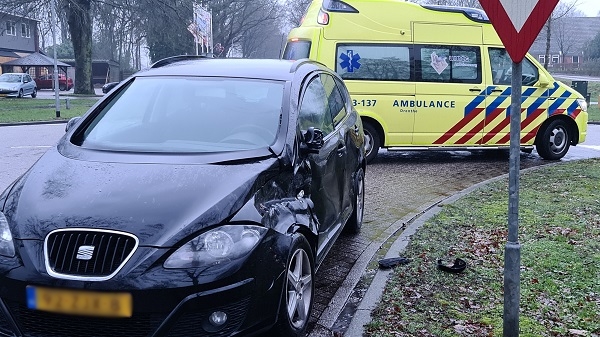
76;245;95;260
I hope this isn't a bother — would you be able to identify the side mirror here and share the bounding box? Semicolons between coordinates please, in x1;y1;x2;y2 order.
65;116;82;132
538;72;550;87
301;127;324;154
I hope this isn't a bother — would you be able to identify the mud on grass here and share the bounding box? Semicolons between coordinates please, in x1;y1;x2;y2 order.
366;159;600;336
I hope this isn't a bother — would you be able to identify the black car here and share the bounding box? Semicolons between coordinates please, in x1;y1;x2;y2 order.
0;56;366;337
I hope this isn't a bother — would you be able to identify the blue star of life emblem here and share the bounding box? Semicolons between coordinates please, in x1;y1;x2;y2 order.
340;50;361;73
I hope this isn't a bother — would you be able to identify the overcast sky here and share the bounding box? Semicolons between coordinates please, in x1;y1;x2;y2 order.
576;0;600;16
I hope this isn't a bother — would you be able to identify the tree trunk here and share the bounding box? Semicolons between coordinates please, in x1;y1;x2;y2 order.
66;0;94;94
544;19;552;69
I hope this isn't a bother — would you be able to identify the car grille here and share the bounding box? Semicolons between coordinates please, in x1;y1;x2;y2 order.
6;301;164;337
0;306;14;337
45;229;138;280
166;297;250;337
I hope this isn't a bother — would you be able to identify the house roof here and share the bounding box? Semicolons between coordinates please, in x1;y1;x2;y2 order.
0;11;40;22
2;52;70;67
529;16;600;56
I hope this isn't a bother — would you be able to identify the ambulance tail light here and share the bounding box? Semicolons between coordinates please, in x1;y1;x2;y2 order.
322;0;359;13
577;98;588;112
317;10;330;25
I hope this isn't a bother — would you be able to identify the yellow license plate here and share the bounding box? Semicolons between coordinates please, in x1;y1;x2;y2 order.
26;286;132;318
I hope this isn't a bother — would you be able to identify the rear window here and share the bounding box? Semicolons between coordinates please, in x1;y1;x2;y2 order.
282;41;311;60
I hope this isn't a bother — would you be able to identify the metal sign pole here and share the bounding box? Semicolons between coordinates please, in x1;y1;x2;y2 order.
503;60;522;337
50;0;60;118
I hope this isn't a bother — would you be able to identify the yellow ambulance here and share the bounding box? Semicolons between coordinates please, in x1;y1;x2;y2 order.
283;0;588;162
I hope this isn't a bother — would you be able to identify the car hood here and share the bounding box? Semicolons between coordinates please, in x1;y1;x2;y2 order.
0;81;19;89
4;148;279;247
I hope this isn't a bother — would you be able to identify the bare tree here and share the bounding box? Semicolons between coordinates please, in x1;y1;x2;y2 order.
282;0;311;27
542;0;581;69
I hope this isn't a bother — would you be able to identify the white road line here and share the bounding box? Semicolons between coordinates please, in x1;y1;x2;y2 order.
10;146;53;149
579;145;600;151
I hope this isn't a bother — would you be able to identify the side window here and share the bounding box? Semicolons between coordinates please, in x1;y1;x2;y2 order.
282;41;311;60
489;48;539;86
416;45;481;84
320;74;347;127
336;44;412;81
26;75;33;82
298;76;334;135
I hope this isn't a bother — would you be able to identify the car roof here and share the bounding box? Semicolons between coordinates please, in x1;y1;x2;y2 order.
135;58;324;81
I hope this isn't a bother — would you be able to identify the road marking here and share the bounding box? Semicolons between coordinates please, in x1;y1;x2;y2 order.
579;145;600;151
10;146;53;149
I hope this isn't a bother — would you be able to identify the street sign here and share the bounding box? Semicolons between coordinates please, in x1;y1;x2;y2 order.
479;0;559;62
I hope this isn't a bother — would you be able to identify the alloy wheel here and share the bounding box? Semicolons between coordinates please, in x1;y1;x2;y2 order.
286;248;313;329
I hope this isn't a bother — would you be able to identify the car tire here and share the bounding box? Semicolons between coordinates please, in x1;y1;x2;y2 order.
345;168;364;234
17;89;23;98
31;88;37;98
59;84;67;91
273;235;314;337
363;122;381;163
536;119;570;160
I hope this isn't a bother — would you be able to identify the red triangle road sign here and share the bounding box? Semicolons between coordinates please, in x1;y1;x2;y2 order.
478;0;559;63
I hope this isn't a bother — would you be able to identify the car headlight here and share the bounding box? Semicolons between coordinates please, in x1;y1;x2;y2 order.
577;98;588;112
164;225;267;269
11;86;19;91
0;212;15;257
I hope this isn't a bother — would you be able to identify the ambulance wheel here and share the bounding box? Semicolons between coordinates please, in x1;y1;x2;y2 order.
363;123;380;163
536;119;570;160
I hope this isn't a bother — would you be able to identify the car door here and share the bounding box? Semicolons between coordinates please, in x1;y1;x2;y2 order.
25;75;34;94
297;73;345;254
483;47;548;145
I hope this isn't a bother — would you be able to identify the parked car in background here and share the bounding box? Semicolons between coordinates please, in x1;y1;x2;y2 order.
0;73;37;98
0;56;366;337
35;74;74;91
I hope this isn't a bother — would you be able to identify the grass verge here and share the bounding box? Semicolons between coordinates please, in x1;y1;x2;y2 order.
0;98;98;123
366;159;600;336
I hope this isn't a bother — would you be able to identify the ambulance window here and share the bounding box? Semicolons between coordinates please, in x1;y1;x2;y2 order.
282;41;311;60
335;44;412;81
417;45;481;84
489;48;539;86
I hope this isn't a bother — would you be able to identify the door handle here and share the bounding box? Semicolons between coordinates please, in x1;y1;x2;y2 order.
337;143;346;156
469;88;481;92
548;97;557;100
491;89;503;93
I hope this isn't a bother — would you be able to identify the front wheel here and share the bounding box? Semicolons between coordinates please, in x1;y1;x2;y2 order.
17;89;23;98
59;84;67;91
345;168;364;234
31;88;37;98
273;235;314;337
536;119;570;160
363;122;381;163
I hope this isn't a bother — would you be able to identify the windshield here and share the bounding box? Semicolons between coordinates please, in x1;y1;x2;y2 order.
79;77;285;153
282;41;311;60
0;74;22;83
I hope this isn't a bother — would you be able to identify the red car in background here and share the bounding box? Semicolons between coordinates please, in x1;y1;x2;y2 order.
35;74;74;91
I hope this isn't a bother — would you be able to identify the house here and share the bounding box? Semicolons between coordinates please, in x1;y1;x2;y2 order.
0;11;40;74
529;16;600;70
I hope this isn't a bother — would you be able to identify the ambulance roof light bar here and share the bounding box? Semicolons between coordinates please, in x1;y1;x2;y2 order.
322;0;359;13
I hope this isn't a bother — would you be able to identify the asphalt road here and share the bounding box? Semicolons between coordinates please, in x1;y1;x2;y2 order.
1;123;600;336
